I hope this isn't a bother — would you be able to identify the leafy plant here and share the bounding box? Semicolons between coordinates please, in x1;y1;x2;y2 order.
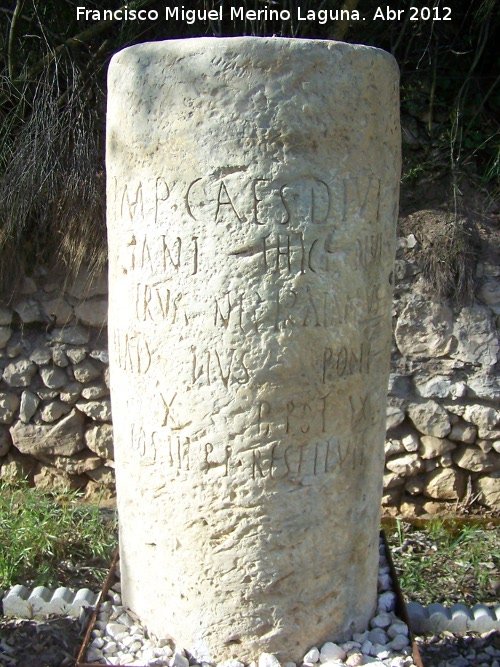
0;481;117;590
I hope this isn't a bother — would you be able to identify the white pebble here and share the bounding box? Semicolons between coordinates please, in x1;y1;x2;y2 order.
377;591;396;613
320;642;346;662
117;612;135;627
303;647;320;663
91;636;105;649
370;612;391;629
345;654;364;667
258;653;281;667
360;640;372;655
121;635;140;648
104;641;118;654
170;650;190;667
371;644;390;659
368;628;388;645
106;622;128;639
387;622;409;639
86;647;104;661
218;661;245;667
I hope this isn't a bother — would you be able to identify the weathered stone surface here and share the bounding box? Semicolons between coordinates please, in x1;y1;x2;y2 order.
39;400;71;423
384;439;404;456
419;435;456;459
477;278;500;307
85;423;114;460
19;390;40;423
40;366;67;389
463;405;500;439
387;373;412;398
60;381;84;404
90;349;109;364
42;450;103;475
36;388;59;400
81;383;109;400
399;501;424;519
76;399;111;422
423;468;466;500
30;346;52;365
6;338;27;358
407;400;451;438
439;452;454;468
477;439;493;453
452;304;499;367
34;464;87;492
41;296;73;326
448;420;477;444
386;406;405;431
84;479;116;503
414;374;466;400
0;392;20;425
52;346;69;367
10;409;86;458
466;372;500;401
473;473;500;508
50;325;90;345
86;465;115;487
73;359;101;383
0;450;37;483
107;37;400;662
386;453;423;477
452;444;500;473
0;326;11;348
2;359;37;387
13;299;43;324
394;295;454;359
0;425;12;456
66;268;108;300
401;433;419;452
75;297;108;328
383;472;406;489
66;347;87;364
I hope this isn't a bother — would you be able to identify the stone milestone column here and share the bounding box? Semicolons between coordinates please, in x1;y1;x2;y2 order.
106;37;400;663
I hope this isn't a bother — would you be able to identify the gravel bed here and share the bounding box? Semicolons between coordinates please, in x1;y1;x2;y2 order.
85;538;418;667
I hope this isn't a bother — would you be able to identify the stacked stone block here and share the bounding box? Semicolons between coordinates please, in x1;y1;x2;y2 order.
0;269;114;498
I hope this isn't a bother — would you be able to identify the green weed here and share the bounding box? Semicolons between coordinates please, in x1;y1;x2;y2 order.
387;519;500;606
0;481;117;590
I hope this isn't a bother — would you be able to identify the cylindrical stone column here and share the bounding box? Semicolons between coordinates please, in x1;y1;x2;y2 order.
106;37;400;664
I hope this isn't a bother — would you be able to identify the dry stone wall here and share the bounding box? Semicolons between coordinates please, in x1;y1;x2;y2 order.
1;243;499;516
384;232;500;516
0;269;114;498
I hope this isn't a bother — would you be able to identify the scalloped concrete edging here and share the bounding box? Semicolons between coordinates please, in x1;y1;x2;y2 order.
407;601;500;635
2;585;500;637
1;584;98;619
